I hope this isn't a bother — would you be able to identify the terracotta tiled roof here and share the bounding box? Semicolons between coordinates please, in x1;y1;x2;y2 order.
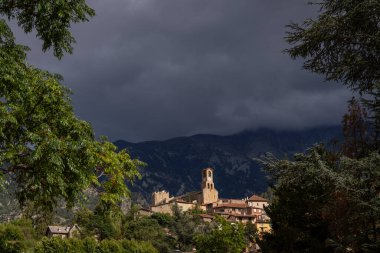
199;214;214;219
248;195;268;202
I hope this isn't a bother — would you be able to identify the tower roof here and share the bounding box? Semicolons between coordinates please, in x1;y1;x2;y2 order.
248;195;268;202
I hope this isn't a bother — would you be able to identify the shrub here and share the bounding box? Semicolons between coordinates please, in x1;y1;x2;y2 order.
98;239;123;253
0;223;26;253
34;237;91;253
122;239;158;253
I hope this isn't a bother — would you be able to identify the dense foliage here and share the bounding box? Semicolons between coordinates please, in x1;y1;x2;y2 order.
0;219;37;253
0;223;26;253
286;0;380;94
0;205;253;253
0;0;95;58
194;217;246;253
259;146;380;252
0;0;143;216
286;0;380;143
34;237;158;253
75;204;212;253
258;1;380;252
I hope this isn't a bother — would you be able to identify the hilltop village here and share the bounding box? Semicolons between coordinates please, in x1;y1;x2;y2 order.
149;168;271;234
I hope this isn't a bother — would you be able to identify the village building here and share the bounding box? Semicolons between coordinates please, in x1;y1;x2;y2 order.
213;202;247;215
227;213;257;224
45;224;80;238
151;168;218;215
256;218;271;235
150;168;272;233
138;207;153;217
151;198;201;215
247;194;269;209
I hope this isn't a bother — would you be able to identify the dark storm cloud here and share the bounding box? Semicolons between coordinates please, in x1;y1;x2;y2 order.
13;0;352;141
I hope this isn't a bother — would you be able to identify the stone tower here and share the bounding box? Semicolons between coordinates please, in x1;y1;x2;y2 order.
152;190;171;206
201;168;218;204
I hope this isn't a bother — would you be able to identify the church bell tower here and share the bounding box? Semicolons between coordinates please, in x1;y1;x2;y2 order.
201;168;218;204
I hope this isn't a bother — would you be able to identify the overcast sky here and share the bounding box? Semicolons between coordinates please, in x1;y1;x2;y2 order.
13;0;352;142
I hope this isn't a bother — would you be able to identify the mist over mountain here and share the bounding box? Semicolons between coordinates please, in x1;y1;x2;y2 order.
114;126;341;203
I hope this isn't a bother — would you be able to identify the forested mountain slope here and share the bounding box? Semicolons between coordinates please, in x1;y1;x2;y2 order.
115;126;341;202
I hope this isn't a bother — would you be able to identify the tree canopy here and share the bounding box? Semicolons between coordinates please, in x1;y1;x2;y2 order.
287;0;380;144
194;217;246;253
259;146;380;252
258;1;380;252
0;0;95;58
286;0;380;94
0;1;143;214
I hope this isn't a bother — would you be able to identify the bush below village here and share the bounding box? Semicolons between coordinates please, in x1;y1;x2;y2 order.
0;204;255;253
34;238;158;253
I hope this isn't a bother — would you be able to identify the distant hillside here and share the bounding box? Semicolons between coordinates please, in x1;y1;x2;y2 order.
115;126;341;203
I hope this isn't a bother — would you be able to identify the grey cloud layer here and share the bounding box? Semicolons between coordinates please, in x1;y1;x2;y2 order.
14;0;351;141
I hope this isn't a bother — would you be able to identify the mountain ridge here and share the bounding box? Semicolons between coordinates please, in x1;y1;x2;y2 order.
114;126;342;204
